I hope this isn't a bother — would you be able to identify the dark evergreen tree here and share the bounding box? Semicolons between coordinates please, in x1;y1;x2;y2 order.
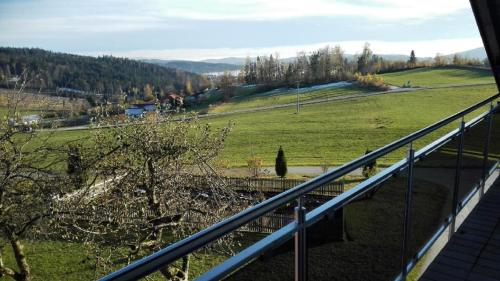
408;50;417;67
275;146;287;178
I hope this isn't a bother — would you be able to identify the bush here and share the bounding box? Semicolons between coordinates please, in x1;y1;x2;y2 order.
247;155;263;178
354;72;389;91
362;149;377;178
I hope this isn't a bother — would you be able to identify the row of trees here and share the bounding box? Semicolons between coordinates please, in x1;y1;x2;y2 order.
235;44;489;92
238;44;414;89
0;48;210;103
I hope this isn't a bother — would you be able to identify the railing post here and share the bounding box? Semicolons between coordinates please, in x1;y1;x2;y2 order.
450;118;465;239
401;143;415;280
294;196;307;281
481;102;494;197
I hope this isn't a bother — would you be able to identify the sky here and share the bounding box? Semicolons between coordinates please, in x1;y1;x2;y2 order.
0;0;485;61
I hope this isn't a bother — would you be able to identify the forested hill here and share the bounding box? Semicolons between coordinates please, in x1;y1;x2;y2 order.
0;47;210;98
143;59;241;74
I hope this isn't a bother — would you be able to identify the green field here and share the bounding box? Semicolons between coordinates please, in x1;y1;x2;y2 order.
0;239;225;281
209;86;365;114
34;84;497;168
382;66;494;87
207;83;497;167
26;67;498;169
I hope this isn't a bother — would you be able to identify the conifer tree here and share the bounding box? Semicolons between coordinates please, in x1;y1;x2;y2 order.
275;146;287;178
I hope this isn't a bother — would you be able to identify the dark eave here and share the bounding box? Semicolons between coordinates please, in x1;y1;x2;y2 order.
471;0;500;91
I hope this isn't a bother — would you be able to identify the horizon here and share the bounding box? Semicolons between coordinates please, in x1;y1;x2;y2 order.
0;0;486;61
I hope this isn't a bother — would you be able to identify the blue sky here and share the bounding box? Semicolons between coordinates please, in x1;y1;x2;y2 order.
0;0;484;60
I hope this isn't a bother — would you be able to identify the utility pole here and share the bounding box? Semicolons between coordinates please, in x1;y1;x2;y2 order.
296;70;304;114
296;80;300;114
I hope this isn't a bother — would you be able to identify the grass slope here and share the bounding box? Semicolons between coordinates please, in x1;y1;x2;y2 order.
0;239;225;280
382;66;494;87
207;84;496;167
209;86;365;114
227;177;449;281
31;84;497;169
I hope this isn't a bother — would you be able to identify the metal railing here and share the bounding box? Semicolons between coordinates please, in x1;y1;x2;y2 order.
100;93;500;281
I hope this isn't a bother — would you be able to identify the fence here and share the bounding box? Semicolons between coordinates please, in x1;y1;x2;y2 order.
194;175;344;197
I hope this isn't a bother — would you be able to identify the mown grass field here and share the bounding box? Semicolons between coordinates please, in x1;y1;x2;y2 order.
25;67;498;169
207;83;497;167
382;66;494;87
0;239;226;281
208;85;365;114
32;83;497;168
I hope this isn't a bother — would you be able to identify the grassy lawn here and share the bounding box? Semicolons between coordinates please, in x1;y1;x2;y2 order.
0;107;40;117
382;66;494;87
206;84;497;167
0;239;226;280
226;176;449;281
208;86;365;114
31;83;497;169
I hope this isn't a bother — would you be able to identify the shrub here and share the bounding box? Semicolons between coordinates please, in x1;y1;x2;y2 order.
354;72;389;91
362;149;377;178
247;155;263;178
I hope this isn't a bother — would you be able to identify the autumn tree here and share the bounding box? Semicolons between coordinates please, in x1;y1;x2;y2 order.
218;72;235;101
434;53;447;66
357;43;373;74
143;83;155;102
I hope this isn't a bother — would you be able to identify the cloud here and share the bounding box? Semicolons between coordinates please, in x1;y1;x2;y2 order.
156;0;471;21
85;38;484;61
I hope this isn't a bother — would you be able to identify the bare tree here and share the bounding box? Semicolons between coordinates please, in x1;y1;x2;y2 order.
56;115;249;280
0;76;72;281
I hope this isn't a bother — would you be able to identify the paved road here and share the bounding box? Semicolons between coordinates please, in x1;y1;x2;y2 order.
223;166;364;177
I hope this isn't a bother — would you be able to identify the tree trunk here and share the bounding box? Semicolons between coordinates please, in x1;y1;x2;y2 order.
8;234;31;281
178;255;190;281
158;254;190;281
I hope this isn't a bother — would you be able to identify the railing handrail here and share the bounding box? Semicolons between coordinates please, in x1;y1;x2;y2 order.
100;93;499;281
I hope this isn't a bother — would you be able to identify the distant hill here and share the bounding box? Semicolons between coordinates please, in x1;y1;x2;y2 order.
142;59;241;74
202;53;423;65
198;47;488;66
447;47;487;60
202;57;248;65
0;47;208;97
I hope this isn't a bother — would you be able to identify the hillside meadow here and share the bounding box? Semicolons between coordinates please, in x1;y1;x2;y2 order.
382;66;494;87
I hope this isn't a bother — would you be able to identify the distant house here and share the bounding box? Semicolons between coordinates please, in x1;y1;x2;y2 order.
142;103;157;112
56;87;86;95
125;107;144;118
166;93;184;107
7;76;20;84
21;115;41;125
125;103;158;118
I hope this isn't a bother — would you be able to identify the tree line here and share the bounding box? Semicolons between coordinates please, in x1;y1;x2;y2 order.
236;43;489;91
0;47;210;102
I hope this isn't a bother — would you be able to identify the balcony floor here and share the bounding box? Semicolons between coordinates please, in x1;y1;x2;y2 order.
420;176;500;281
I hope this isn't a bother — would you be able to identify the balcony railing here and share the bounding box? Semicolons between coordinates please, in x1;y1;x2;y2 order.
100;93;500;281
